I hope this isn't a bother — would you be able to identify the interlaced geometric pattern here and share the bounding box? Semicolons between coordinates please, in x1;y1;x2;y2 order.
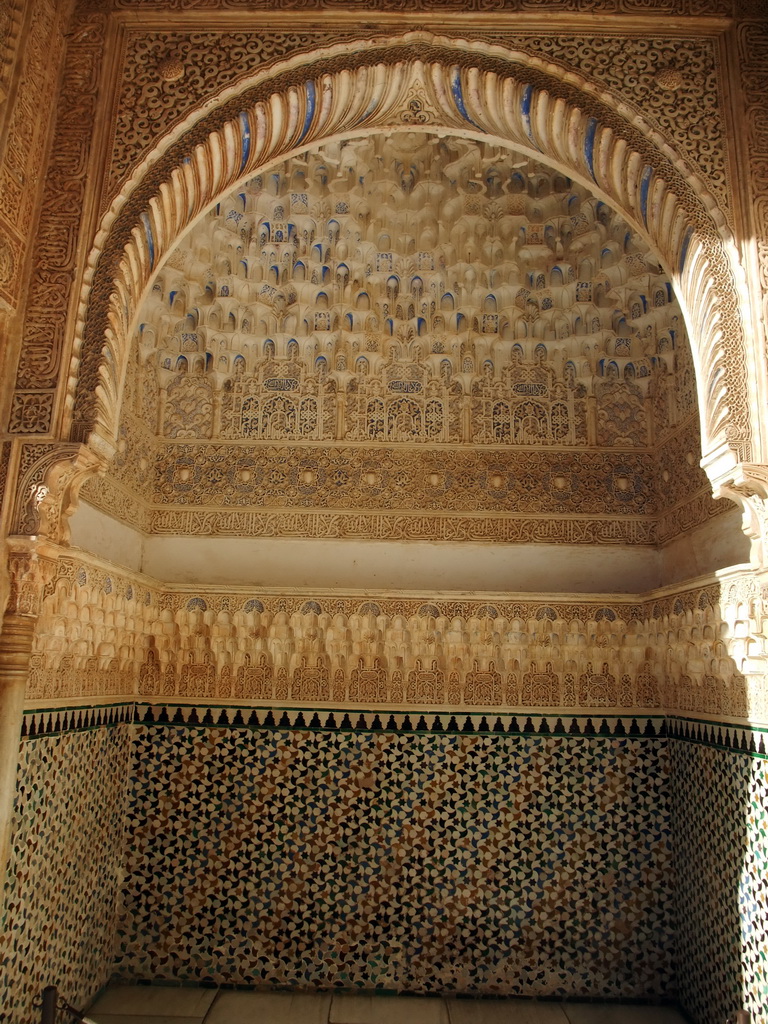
115;725;675;996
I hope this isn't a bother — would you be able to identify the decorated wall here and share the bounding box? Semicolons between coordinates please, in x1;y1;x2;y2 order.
81;136;728;554
0;709;133;1024
2;4;768;1024
24;553;766;725
2;706;768;1024
115;714;676;998
670;732;768;1024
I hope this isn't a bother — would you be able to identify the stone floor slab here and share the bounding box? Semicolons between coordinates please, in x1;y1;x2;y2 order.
330;994;450;1024
563;1007;687;1024
205;991;333;1023
87;1017;202;1024
88;985;216;1018
448;1000;570;1023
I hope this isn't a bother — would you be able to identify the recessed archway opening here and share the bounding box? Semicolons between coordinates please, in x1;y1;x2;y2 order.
62;134;751;1003
71;129;748;592
7;37;760;1023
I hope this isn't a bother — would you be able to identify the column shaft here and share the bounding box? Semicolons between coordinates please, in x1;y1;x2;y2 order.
0;612;35;889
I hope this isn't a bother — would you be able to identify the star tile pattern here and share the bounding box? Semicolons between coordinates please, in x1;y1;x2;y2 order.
115;725;675;997
2;711;767;1024
671;740;768;1024
0;722;132;1024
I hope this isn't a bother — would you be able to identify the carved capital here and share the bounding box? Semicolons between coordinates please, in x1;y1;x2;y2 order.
11;443;107;544
4;538;59;618
715;463;768;568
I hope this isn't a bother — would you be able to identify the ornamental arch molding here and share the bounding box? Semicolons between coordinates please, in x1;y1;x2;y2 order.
68;35;752;492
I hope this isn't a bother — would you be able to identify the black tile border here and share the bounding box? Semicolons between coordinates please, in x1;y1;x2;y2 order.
667;715;768;757
20;702;136;739
134;702;667;739
19;702;768;758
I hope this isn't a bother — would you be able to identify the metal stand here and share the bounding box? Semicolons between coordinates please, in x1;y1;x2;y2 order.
41;987;57;1024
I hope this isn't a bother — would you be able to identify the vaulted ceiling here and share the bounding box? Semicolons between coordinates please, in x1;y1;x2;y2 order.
77;132;737;592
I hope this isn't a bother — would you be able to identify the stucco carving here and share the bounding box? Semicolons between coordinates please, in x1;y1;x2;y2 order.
105;32;727;216
106;31;366;200
0;0;24;110
8;5;107;429
717;463;768;567
140;139;693;450
6;540;58;618
11;443;106;543
26;553;768;725
0;0;70;311
737;20;768;390
63;39;749;516
80;411;726;545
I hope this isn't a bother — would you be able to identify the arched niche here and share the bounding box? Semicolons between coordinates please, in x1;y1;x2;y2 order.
67;33;752;496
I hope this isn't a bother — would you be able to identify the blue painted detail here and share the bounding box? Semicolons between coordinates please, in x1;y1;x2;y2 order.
639;165;653;226
584;118;597;179
239;112;251;172
140;212;155;270
521;84;534;143
451;67;481;130
298;80;316;144
679;226;694;274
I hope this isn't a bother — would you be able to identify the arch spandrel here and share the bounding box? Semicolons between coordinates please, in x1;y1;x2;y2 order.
68;36;752;494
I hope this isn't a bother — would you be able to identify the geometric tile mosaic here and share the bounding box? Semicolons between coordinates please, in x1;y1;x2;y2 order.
114;726;676;999
4;708;767;1024
0;724;132;1024
671;740;768;1024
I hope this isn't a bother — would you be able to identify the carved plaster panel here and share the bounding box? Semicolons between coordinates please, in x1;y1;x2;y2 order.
75;138;728;546
8;4;107;429
737;20;768;382
0;0;70;310
139;138;692;452
0;0;24;111
11;442;105;543
106;30;368;201
27;553;768;726
80;394;725;547
78;140;729;548
106;32;728;216
65;40;749;475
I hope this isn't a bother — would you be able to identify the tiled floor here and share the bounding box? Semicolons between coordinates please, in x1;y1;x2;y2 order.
86;986;688;1024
